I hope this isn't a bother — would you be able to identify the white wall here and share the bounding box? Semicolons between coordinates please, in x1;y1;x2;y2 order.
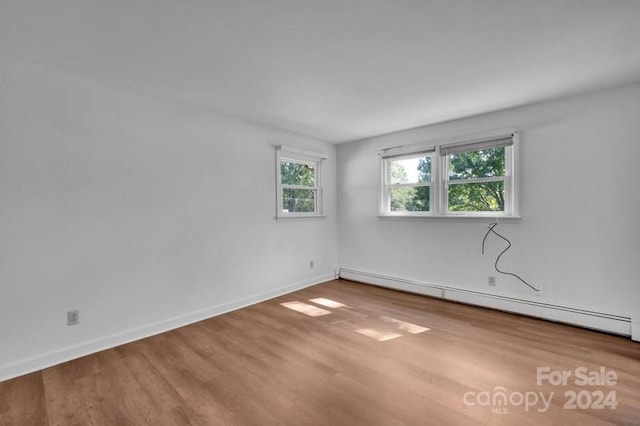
2;53;638;381
337;83;640;325
0;57;337;380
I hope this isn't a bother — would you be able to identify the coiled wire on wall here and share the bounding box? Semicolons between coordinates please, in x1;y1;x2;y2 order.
482;223;539;292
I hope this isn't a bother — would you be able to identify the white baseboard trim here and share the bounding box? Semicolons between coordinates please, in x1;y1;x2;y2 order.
0;273;335;382
339;268;632;337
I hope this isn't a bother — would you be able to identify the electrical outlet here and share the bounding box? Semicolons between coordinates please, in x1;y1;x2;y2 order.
67;310;79;326
488;276;496;287
310;260;314;268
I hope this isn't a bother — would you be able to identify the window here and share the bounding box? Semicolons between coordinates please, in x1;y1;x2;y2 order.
381;148;434;215
276;146;326;218
380;131;518;217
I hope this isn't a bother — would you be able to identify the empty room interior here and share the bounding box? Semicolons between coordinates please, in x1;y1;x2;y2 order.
1;1;640;424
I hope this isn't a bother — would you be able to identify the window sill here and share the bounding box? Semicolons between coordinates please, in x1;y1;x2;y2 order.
378;214;521;222
276;215;327;221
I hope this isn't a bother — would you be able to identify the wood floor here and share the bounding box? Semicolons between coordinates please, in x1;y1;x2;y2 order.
1;279;639;425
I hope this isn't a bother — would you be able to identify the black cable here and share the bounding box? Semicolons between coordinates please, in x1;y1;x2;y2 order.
482;223;539;292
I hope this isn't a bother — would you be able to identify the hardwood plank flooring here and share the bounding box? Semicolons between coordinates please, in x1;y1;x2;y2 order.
1;279;639;425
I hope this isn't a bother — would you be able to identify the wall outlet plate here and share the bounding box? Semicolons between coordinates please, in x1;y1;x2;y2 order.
67;310;79;326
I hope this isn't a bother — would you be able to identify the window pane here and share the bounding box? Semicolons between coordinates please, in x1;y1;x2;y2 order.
448;147;504;180
390;186;429;212
281;161;315;186
282;188;316;213
448;181;504;212
389;156;431;184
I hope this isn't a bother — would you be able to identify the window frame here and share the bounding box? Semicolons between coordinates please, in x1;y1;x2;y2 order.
379;130;519;218
380;151;434;216
276;145;326;219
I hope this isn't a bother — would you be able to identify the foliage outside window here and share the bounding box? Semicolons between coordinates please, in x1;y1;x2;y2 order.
277;146;325;218
380;132;517;217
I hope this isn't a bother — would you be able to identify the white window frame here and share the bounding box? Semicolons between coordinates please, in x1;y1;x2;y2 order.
380;148;435;216
276;145;326;219
379;129;519;218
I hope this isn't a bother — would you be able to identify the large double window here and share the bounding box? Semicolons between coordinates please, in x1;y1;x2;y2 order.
380;131;518;217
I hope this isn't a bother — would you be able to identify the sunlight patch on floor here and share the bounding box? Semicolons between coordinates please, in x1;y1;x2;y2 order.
281;297;430;342
310;298;347;308
280;301;332;317
354;328;403;342
381;316;430;334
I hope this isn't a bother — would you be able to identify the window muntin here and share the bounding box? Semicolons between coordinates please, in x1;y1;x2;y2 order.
276;146;325;218
380;132;517;217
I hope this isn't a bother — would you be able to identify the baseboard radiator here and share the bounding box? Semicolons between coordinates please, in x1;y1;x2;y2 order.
338;268;633;338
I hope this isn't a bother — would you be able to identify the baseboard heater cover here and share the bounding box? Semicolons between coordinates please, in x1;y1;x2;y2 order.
338;268;632;337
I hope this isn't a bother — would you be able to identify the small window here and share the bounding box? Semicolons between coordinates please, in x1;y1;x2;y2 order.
380;131;518;217
276;146;325;218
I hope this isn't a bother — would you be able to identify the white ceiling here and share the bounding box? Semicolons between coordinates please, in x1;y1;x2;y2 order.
1;0;639;143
